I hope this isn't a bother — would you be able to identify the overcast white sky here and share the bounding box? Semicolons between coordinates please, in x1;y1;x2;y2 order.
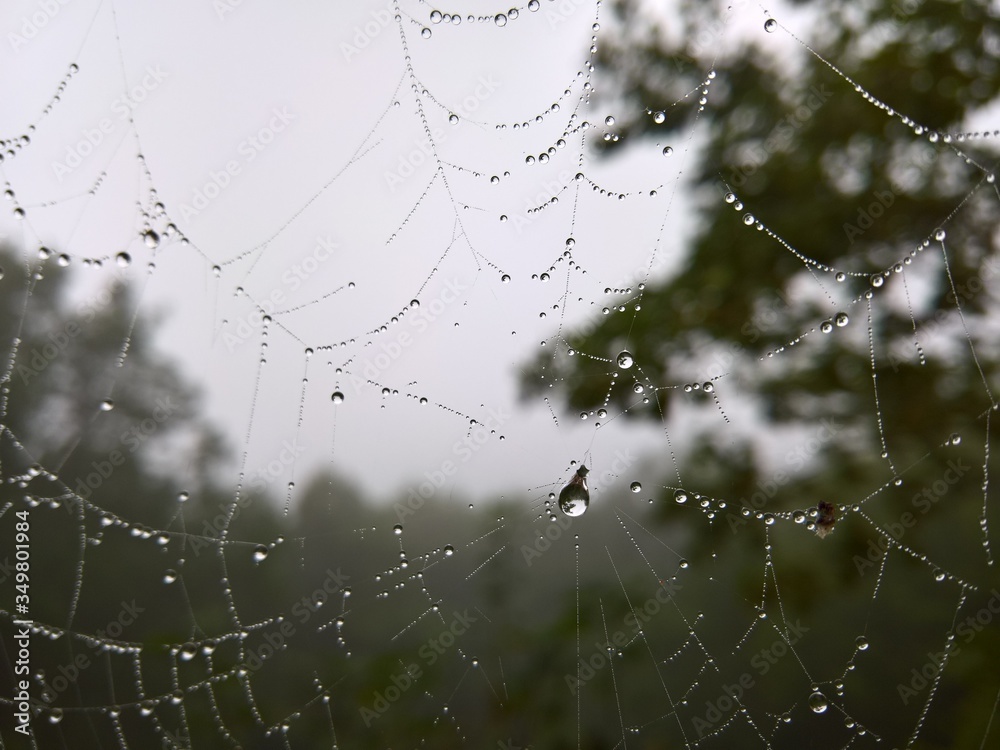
1;0;853;506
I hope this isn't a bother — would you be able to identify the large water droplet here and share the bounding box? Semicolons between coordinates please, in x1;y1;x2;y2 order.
630;481;642;493
252;545;269;563
674;489;689;504
764;18;778;32
331;391;344;404
835;312;849;327
494;13;507;26
616;350;634;369
559;466;590;517
808;691;829;713
855;635;869;651
393;524;403;535
143;230;160;249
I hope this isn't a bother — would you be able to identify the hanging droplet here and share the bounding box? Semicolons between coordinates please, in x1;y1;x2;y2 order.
501;274;510;283
163;569;177;584
616;350;634;369
662;146;673;156
252;545;269;563
871;274;884;287
653;111;666;124
835;312;849;327
934;229;946;241
820;320;834;333
116;252;131;267
764;18;778;32
393;524;403;535
630;481;642;493
703;382;714;393
855;636;869;651
443;544;455;556
100;399;115;411
559;465;590;517
448;113;459;125
331;391;344;404
494;13;507;26
674;489;689;504
421;27;431;38
605;115;616;127
808;691;829;713
143;230;160;248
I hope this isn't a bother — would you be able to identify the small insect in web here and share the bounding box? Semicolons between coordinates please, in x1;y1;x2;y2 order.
558;465;590;517
813;501;837;538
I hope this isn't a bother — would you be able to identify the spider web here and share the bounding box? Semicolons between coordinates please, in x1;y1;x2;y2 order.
1;0;999;748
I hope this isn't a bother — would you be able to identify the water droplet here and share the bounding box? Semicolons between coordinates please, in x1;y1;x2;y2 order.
430;10;442;23
448;113;458;125
331;391;344;404
443;544;455;556
855;636;869;651
494;12;507;26
163;569;177;584
630;481;642;493
793;511;806;524
674;489;689;504
934;229;946;241
48;708;63;724
764;18;778;32
100;399;114;411
743;213;755;225
950;433;961;445
653;111;666;124
808;691;828;713
605;115;615;127
616;350;634;369
252;545;269;563
703;382;714;393
934;569;946;582
820;320;833;333
528;0;540;10
559;466;590;517
835;312;849;327
633;383;644;393
501;273;510;283
871;274;884;287
724;192;736;203
143;230;160;248
393;524;403;535
662;146;673;156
